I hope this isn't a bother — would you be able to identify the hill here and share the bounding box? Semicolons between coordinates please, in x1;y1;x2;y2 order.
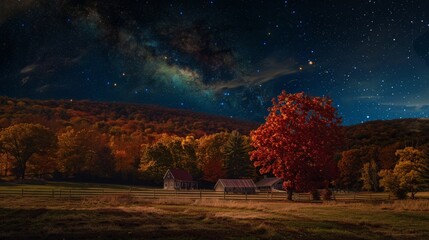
344;118;429;149
0;96;259;139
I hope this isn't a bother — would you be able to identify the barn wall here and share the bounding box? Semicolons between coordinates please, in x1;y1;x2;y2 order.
164;179;175;190
214;184;224;192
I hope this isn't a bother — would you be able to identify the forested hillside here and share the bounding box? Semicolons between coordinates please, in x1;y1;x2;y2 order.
0;97;258;138
0;97;258;184
344;119;429;149
1;96;428;192
338;119;429;191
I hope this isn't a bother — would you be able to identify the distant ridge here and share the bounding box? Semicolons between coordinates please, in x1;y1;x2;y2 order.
344;118;429;149
0;96;259;138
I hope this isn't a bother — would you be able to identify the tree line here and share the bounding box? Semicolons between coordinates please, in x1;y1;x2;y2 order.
1;96;428;199
0;123;254;185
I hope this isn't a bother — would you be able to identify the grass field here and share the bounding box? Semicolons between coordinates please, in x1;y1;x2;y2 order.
1;194;428;239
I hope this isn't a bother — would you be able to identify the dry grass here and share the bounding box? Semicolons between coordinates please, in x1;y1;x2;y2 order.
1;196;428;239
192;198;266;211
80;194;137;207
379;200;429;211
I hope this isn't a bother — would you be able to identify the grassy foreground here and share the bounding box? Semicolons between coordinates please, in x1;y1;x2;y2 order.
0;195;428;240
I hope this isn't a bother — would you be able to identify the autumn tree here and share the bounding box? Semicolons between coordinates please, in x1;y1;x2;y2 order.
379;147;425;199
420;145;429;189
196;132;229;182
338;149;365;190
181;136;201;178
109;131;144;182
378;142;402;170
0;123;57;179
338;146;379;190
57;127;115;178
140;135;200;184
250;91;343;200
361;159;379;191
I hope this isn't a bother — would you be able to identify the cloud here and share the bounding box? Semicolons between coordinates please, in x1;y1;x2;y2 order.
207;58;298;91
20;64;38;74
354;95;382;100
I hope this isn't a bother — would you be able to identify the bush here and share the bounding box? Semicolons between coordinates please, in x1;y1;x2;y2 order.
310;189;320;200
321;188;333;201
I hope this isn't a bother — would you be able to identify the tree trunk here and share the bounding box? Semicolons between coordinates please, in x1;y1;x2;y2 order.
19;160;26;180
286;188;293;201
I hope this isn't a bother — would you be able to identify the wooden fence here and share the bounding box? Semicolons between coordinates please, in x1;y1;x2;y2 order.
0;188;394;202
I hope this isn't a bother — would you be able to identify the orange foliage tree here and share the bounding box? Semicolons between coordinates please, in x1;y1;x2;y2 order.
250;91;343;200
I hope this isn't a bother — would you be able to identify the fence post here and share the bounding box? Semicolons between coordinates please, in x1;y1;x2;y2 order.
370;192;372;200
224;191;226;200
354;192;356;200
59;189;62;197
153;189;156;199
21;189;23;197
52;189;54;198
245;191;247;200
69;189;71;200
199;190;202;199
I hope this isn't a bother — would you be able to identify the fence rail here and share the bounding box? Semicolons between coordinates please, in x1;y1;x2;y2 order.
0;188;394;201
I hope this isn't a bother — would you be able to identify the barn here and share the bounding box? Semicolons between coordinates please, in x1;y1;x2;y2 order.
163;169;197;190
214;179;256;194
255;177;283;192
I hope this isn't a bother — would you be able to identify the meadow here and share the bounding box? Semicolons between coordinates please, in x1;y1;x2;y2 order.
0;182;428;239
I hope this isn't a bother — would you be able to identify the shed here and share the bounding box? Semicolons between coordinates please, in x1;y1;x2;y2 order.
255;177;283;192
214;179;256;194
163;169;197;190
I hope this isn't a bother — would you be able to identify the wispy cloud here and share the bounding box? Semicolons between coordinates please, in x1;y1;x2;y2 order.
354;95;382;100
208;58;298;91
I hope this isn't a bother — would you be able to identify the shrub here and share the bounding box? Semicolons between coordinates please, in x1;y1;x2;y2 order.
321;188;333;200
310;189;320;200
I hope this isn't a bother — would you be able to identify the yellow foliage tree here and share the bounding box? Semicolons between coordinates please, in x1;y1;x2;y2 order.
379;147;424;199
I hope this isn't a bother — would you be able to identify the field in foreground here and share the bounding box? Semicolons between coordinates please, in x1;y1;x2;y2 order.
0;195;428;240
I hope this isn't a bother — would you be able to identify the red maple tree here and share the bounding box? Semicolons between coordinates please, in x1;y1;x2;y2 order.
250;91;343;200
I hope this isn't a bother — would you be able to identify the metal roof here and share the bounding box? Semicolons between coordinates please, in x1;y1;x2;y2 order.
214;179;256;189
164;169;194;181
255;177;282;187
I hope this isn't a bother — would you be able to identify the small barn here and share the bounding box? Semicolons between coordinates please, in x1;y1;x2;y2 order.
214;179;256;194
255;177;283;192
163;169;197;190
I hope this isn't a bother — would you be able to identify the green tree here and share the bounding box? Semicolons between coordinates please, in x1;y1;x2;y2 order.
0;123;57;179
223;131;253;178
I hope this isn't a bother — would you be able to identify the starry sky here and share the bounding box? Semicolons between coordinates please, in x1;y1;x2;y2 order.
1;0;429;125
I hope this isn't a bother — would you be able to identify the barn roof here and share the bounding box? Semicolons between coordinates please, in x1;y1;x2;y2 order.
214;179;256;189
255;177;282;187
164;169;194;181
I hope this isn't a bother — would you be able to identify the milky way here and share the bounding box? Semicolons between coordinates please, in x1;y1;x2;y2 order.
1;0;429;125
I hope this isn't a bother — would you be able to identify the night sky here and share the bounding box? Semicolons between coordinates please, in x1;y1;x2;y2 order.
1;0;429;125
